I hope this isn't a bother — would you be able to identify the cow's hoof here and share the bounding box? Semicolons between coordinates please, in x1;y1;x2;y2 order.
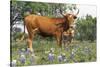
29;48;34;53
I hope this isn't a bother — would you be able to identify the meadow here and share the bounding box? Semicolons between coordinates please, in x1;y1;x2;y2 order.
11;39;96;66
11;1;96;66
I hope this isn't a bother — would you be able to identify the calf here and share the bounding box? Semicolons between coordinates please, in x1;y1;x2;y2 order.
62;27;75;47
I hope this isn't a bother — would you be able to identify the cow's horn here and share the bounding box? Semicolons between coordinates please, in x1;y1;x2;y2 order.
60;9;66;16
76;9;79;15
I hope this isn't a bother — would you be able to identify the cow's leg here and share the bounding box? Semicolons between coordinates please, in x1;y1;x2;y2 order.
56;33;63;53
27;28;38;54
26;29;35;55
55;32;62;48
26;27;34;54
27;36;33;53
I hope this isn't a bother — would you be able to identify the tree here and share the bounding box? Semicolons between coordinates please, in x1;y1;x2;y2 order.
75;15;96;41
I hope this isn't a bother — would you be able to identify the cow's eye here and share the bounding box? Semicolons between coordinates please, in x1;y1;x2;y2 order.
73;16;77;19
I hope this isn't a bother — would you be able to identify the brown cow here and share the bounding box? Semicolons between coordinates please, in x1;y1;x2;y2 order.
24;10;79;53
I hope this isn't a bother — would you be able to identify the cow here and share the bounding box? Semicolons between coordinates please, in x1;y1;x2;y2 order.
62;26;75;47
24;10;79;54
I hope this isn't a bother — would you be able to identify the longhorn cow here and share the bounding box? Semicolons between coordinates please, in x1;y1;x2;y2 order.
24;10;79;53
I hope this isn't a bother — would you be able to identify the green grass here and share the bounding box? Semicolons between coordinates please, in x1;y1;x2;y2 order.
11;40;96;66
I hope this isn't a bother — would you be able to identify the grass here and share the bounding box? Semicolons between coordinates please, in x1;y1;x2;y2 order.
11;39;96;66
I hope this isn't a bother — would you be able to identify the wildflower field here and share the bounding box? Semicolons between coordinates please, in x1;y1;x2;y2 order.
11;40;96;66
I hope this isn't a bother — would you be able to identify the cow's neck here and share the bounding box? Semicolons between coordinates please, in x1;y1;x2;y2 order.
63;17;70;32
51;17;69;31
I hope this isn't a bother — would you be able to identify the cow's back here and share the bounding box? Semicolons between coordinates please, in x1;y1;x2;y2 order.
24;15;39;28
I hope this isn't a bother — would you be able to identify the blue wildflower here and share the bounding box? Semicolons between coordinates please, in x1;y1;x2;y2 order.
18;49;23;55
19;54;26;65
48;53;54;62
70;49;76;59
58;55;63;62
62;53;67;62
25;48;31;55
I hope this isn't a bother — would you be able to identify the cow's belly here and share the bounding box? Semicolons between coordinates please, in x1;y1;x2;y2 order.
38;27;56;36
38;22;57;35
37;31;54;37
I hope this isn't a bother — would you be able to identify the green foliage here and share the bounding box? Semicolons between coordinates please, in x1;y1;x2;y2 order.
12;32;27;41
75;15;96;41
11;1;77;19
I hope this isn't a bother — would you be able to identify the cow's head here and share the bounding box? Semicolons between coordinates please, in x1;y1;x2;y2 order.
60;9;79;27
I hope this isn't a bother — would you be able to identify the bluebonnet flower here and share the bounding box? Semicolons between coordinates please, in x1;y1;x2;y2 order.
11;60;16;67
19;54;26;65
58;55;63;62
25;48;31;55
70;49;76;59
18;48;26;56
48;52;54;62
62;53;67;62
58;53;67;62
18;49;23;55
